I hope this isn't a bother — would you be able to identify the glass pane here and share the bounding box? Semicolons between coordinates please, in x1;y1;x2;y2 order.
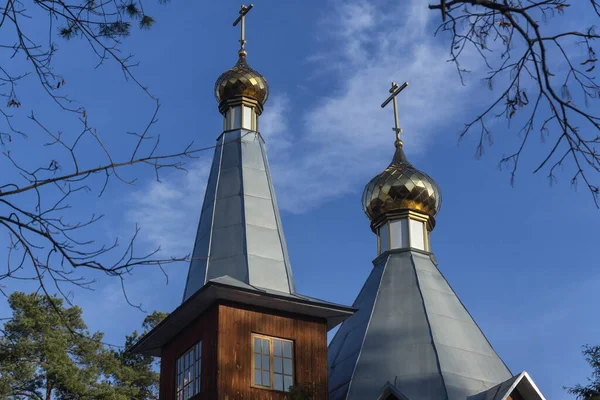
262;370;270;387
254;337;261;352
177;358;181;373
283;341;292;358
274;356;283;373
409;219;425;250
283;358;293;374
262;355;270;371
274;373;283;391
284;375;293;392
195;379;199;395
390;218;409;249
197;342;202;358
254;369;262;385
254;353;261;369
262;339;270;355
273;339;282;356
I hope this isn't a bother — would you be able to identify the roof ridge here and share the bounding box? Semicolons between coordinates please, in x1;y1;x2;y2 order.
344;255;390;399
420;253;513;377
409;252;450;400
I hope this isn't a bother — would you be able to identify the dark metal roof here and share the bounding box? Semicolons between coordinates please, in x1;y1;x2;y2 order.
328;249;513;400
130;275;356;356
183;129;296;302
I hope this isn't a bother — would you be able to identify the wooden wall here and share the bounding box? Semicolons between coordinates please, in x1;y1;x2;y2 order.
159;301;328;400
217;302;328;400
160;305;219;400
508;388;526;400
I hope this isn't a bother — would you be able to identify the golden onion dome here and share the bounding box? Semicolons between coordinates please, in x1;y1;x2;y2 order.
214;50;269;110
362;142;441;222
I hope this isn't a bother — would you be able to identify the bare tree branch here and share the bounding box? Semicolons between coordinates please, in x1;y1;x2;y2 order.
430;0;600;205
0;0;225;331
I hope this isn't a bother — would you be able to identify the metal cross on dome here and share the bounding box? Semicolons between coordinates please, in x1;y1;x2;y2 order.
233;4;254;51
381;81;409;146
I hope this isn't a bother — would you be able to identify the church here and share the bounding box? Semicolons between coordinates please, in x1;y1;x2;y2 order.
130;5;548;400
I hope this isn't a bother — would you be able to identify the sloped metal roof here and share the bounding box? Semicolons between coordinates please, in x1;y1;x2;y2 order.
183;129;295;301
468;371;546;400
131;275;356;356
328;249;512;400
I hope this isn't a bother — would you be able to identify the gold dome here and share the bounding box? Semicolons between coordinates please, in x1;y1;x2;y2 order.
214;51;269;110
362;143;441;223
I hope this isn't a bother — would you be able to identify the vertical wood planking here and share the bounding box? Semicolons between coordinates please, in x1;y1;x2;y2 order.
158;301;328;400
217;302;328;400
160;305;219;400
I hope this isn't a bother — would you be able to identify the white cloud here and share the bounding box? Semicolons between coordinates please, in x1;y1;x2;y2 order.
124;0;483;251
265;0;479;212
261;95;292;154
125;160;211;256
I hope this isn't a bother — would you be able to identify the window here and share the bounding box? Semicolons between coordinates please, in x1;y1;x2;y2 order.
176;341;202;400
252;334;294;392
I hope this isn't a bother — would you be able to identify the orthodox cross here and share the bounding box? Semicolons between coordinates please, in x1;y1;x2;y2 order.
381;81;409;146
233;4;254;51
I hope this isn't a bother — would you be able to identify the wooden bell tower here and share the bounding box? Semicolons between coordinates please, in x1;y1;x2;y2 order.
130;278;354;399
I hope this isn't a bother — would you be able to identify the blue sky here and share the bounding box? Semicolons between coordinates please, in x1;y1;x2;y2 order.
1;0;599;399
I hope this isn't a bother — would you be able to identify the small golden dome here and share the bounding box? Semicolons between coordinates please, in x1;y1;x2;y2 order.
362;143;441;222
214;51;269;109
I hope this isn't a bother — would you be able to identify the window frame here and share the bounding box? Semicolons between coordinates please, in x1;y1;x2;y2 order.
175;340;202;400
251;333;295;393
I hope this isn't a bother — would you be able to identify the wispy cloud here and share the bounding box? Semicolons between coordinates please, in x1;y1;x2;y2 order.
125;160;211;257
261;95;292;154
124;0;481;251
266;0;478;212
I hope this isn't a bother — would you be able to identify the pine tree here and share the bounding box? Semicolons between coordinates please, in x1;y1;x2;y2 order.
112;311;168;399
566;345;600;400
0;292;118;399
0;292;167;399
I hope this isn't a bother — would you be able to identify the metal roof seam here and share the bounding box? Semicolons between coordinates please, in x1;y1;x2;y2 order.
425;256;513;377
261;135;296;293
203;132;225;292
410;251;450;400
344;256;390;399
434;345;510;360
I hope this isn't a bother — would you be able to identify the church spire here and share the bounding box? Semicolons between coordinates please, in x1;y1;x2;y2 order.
328;82;514;400
215;3;268;125
362;81;441;254
183;5;294;301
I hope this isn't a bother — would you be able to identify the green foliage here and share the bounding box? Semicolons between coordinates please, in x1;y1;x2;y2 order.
566;345;600;399
111;311;167;400
0;292;118;399
0;292;166;400
288;382;317;400
56;0;166;39
140;15;156;30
